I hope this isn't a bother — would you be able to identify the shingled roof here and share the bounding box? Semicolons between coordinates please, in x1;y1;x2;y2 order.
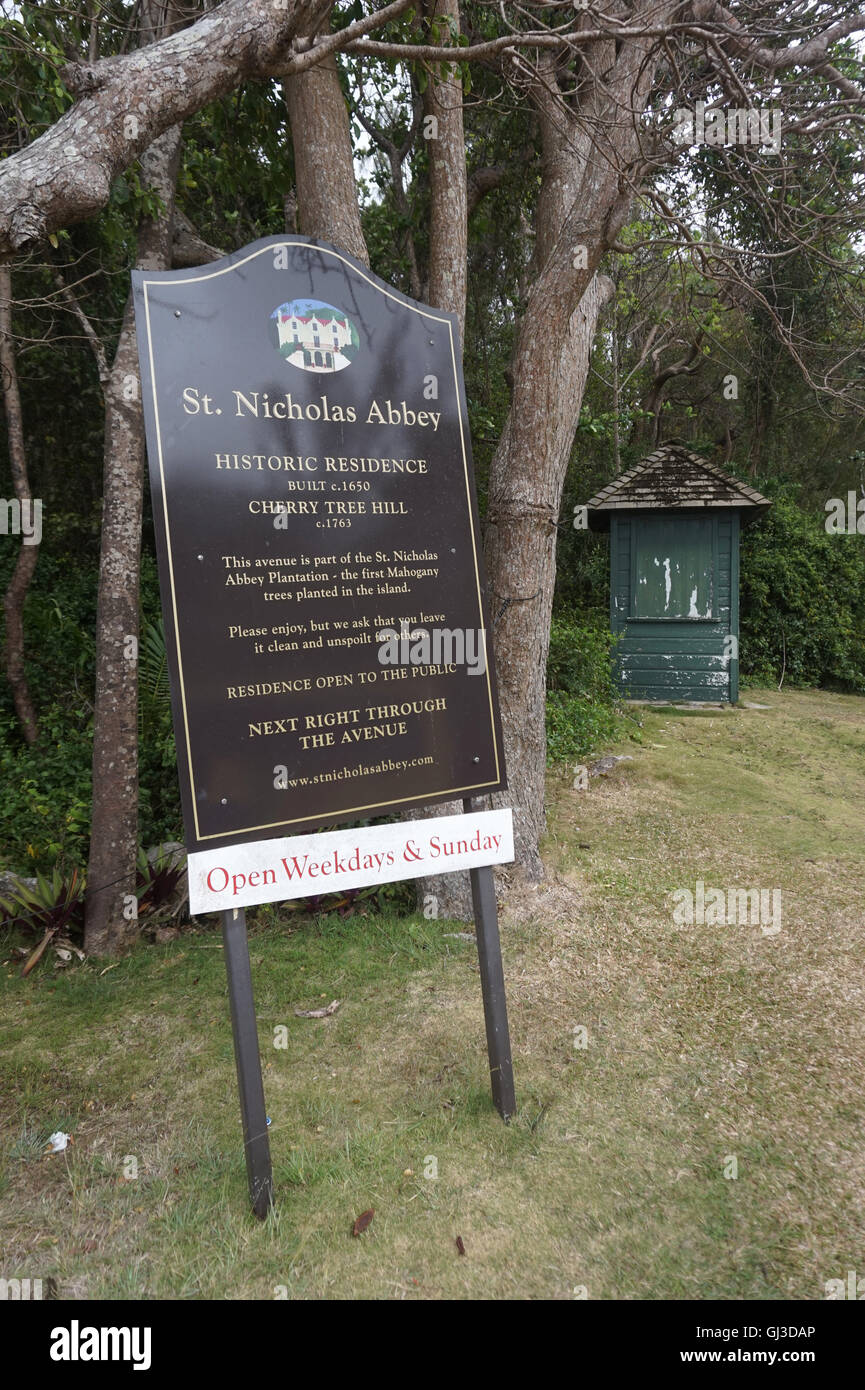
584;444;771;528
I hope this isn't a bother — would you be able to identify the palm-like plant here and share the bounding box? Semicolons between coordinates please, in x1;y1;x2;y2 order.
0;867;85;974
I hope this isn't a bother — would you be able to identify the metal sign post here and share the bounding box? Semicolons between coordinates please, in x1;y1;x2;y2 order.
464;798;516;1120
221;908;273;1218
220;823;515;1216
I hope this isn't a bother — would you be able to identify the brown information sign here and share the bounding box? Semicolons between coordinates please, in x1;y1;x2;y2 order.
133;237;506;853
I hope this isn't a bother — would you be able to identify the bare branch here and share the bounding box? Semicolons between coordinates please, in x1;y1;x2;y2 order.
52;266;110;388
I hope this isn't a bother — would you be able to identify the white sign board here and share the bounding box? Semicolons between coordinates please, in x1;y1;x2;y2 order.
188;808;513;915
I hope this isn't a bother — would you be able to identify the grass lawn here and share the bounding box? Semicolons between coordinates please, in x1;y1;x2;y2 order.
1;688;864;1299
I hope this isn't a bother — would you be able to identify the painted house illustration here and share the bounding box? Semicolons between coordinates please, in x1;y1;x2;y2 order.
271;299;357;372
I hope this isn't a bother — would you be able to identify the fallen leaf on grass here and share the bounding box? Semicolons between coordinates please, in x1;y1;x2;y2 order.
22;926;59;977
352;1208;374;1237
455;1235;466;1256
295;999;341;1019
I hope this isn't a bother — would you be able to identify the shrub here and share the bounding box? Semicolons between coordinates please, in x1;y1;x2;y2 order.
739;486;865;691
545;615;627;762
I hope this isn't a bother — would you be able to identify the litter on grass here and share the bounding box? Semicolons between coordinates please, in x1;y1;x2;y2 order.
294;999;341;1019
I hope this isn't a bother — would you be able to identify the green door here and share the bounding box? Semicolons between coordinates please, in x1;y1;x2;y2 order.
632;516;714;619
610;513;735;701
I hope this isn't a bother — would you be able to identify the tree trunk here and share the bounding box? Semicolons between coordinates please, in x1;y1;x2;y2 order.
83;125;181;956
483;35;657;875
413;0;474;921
284;48;369;266
0;265;39;744
485;271;613;875
423;0;466;338
285;17;474;919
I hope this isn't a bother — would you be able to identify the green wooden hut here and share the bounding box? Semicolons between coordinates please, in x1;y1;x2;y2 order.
584;445;771;703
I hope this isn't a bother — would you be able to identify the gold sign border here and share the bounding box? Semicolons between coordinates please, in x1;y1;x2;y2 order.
140;240;502;843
